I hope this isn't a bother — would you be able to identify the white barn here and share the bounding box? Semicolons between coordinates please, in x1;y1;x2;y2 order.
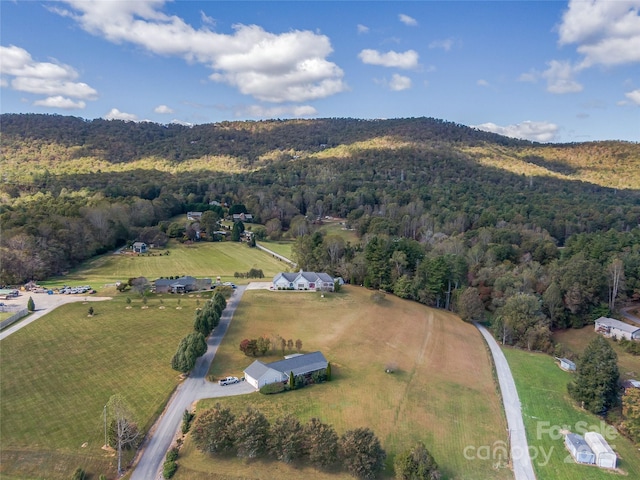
564;433;595;465
244;351;328;390
584;432;617;469
594;317;640;341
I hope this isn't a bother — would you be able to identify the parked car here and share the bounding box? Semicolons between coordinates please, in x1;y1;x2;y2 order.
218;376;239;386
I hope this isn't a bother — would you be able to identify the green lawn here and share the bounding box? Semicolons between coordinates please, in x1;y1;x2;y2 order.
39;241;286;290
176;287;512;480
503;348;640;480
0;294;200;479
257;240;294;261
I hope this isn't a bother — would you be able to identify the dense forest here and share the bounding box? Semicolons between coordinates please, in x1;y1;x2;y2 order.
1;113;639;351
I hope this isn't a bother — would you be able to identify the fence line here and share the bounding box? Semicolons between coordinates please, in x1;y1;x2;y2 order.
0;309;29;330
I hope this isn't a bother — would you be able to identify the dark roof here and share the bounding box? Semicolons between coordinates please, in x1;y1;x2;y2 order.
154;276;197;286
244;360;276;380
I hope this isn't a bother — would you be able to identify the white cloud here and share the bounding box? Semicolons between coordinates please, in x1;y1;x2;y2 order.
200;11;216;27
104;108;138;121
518;71;538;83
625;89;640;105
477;79;490;87
240;104;317;118
389;74;412;91
358;49;419;69
541;60;583;94
56;1;346;104
357;24;369;34
428;38;454;52
33;96;86;109
154;104;174;114
0;44;97;108
558;0;640;68
398;14;418;27
472;121;559;142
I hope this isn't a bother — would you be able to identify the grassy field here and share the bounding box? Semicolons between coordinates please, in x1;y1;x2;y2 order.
257;240;294;261
317;218;359;244
503;348;640;480
0;294;200;479
553;327;640;381
39;241;287;290
175;287;511;480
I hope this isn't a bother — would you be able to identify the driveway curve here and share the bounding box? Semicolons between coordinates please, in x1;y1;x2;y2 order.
475;323;536;480
131;285;253;480
0;292;112;341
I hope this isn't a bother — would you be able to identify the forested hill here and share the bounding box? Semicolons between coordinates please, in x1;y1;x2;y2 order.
1;113;639;299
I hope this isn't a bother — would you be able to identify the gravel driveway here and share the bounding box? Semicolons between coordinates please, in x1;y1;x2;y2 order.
475;323;536;480
131;285;253;480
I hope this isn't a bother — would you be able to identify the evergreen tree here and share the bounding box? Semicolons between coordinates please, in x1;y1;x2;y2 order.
27;296;35;312
303;418;339;468
233;407;270;458
268;414;305;463
394;442;441;480
568;335;619;414
339;427;386;479
231;221;244;242
191;403;236;454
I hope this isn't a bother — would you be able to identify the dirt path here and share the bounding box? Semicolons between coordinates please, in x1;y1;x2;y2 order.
0;292;112;341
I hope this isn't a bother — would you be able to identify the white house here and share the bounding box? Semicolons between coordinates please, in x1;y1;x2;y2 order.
132;242;147;253
565;433;595;465
187;211;203;221
584;432;617;469
272;271;335;291
244;351;328;390
594;317;640;341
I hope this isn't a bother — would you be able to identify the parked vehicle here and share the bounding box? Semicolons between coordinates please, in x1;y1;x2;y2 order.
218;376;239;386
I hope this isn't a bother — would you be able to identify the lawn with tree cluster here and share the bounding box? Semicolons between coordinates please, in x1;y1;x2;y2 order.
175;286;511;480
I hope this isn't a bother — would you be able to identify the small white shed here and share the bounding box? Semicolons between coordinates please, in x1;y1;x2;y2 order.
584;431;617;469
564;433;595;464
559;358;576;371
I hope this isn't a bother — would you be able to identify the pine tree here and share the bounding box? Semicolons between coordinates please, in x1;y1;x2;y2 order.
568;335;619;414
27;296;35;312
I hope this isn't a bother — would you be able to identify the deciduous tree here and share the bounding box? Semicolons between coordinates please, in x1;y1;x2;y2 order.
191;403;236;454
339;427;386;479
303;418;339;468
233;408;270;458
107;394;140;475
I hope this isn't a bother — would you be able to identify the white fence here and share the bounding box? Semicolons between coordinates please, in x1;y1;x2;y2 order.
0;308;29;330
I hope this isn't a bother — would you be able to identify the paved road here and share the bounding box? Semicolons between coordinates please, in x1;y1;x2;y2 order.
621;305;640;327
0;293;112;341
475;323;536;480
131;285;254;480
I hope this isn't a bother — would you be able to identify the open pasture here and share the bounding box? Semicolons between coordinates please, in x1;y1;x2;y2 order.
0;295;198;479
176;287;511;480
504;348;640;480
39;241;288;290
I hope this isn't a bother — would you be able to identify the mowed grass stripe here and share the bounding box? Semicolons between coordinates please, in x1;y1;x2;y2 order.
0;296;197;479
504;348;640;480
42;241;289;288
177;287;510;480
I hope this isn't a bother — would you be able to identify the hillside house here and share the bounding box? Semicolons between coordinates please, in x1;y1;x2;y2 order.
565;433;595;465
132;242;148;253
272;271;335;291
187;211;203;221
232;212;253;222
594;317;640;341
154;276;212;293
584;432;617;469
244;351;328;390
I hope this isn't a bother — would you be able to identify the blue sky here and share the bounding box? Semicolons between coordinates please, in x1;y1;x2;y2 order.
1;0;638;143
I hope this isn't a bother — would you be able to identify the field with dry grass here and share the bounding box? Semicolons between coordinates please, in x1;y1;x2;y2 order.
553;327;640;382
174;287;511;480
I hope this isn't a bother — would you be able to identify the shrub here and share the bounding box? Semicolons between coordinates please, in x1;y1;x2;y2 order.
166;447;179;462
260;382;286;395
162;459;177;479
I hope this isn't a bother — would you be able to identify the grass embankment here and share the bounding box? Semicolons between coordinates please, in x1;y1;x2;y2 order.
176;287;511;480
504;348;640;480
40;241;287;289
257;240;294;261
0;295;198;479
554;327;640;381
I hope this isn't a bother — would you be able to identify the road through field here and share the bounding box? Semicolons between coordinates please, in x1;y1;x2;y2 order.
475;323;536;480
131;285;254;480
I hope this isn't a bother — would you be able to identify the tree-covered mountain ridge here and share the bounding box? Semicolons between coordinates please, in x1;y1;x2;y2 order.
2;113;639;190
